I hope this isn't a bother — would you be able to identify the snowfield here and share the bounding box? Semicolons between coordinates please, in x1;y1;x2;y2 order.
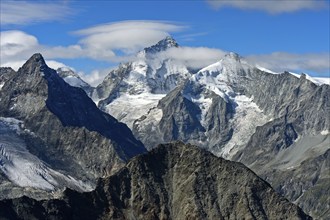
0;117;93;191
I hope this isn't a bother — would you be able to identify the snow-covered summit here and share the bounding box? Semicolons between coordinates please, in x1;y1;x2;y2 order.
194;52;253;89
56;67;78;78
56;67;93;92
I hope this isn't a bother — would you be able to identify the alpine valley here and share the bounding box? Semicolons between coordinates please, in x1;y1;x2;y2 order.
0;37;329;219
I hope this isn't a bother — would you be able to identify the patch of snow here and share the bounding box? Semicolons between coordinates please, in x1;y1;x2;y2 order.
63;76;89;88
289;72;300;78
289;72;330;85
256;65;279;74
0;82;4;91
218;95;270;159
321;130;329;135
105;93;166;128
184;93;212;127
134;107;163;132
312;77;330;85
131;60;148;76
0;118;93;191
0;117;23;133
286;166;295;170
58;67;73;72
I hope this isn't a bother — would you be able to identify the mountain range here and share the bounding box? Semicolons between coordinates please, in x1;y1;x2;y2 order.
0;36;329;219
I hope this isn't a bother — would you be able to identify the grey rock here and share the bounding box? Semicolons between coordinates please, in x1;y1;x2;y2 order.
133;81;234;151
0;142;311;220
0;67;16;88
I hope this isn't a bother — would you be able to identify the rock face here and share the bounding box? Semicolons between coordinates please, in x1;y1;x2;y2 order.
0;142;311;220
0;54;146;199
0;67;15;89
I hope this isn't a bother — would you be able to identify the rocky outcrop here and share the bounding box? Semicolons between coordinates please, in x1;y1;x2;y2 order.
0;67;15;89
133;81;234;151
0;142;311;220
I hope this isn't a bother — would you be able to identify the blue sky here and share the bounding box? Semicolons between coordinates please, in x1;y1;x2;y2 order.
1;0;329;85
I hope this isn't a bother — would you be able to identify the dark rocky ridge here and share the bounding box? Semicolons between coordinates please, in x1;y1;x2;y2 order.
0;142;311;220
144;36;179;55
0;54;146;193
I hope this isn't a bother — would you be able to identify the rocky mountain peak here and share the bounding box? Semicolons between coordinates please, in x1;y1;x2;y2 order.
21;53;48;74
224;52;241;62
144;36;179;54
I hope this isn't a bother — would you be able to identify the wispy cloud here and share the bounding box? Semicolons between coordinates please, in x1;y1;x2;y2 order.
0;21;186;65
73;20;187;60
246;52;330;75
78;68;114;87
177;32;209;42
206;0;328;14
155;47;226;69
0;1;73;26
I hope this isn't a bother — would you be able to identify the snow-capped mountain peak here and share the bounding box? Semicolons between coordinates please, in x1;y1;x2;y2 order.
224;52;241;61
56;67;78;78
56;67;93;95
194;52;252;87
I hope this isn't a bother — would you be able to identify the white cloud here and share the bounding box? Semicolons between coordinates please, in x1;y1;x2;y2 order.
0;30;38;56
0;1;73;25
1;21;186;67
206;0;327;14
74;20;186;61
156;47;227;69
46;60;72;71
78;68;113;87
0;60;26;71
246;52;330;75
1;59;70;72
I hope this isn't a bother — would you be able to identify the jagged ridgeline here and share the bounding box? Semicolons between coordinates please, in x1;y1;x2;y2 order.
0;142;311;220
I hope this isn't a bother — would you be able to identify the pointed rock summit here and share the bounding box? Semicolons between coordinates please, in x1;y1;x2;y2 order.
144;36;179;54
21;53;48;74
224;52;241;62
